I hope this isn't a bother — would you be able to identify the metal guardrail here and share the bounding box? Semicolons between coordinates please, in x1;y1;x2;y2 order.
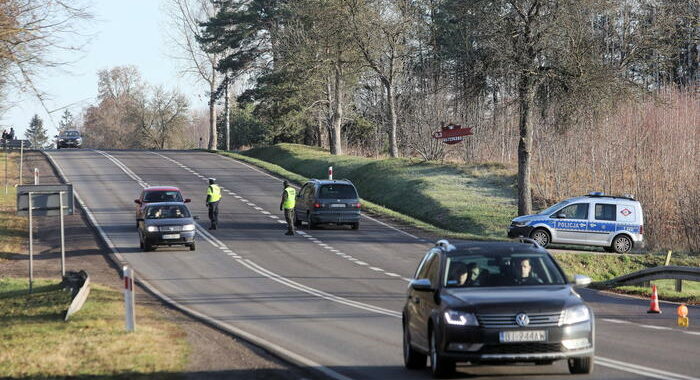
598;266;700;289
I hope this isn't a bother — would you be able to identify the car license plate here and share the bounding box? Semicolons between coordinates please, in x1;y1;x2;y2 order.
499;330;546;343
330;204;346;208
163;234;180;239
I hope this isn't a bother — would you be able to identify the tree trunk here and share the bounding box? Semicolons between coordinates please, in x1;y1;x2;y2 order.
224;77;230;151
517;73;536;216
207;71;218;150
330;58;343;155
386;81;399;158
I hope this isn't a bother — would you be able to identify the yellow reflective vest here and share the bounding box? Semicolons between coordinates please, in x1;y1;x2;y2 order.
207;184;222;202
283;187;296;209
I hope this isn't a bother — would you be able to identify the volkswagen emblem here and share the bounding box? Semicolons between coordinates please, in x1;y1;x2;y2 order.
515;313;530;327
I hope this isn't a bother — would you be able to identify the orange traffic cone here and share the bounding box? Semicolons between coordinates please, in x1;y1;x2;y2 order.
647;284;662;314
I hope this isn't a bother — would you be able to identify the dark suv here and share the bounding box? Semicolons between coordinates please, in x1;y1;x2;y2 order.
294;179;361;229
56;130;82;149
403;239;594;378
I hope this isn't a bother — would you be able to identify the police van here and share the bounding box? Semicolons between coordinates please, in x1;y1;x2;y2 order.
508;192;644;253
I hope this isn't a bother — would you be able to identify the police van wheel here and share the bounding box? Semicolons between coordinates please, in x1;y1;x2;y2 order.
612;235;632;253
530;228;550;247
189;242;196;251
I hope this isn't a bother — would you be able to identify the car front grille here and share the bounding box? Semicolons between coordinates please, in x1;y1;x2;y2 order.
477;312;562;328
479;343;563;354
158;225;183;232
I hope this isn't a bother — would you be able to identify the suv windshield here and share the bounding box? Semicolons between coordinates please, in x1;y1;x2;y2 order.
144;191;183;202
318;184;357;199
444;252;566;288
145;205;190;219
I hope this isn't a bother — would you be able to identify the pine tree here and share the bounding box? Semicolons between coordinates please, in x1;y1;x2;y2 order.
57;109;75;135
25;114;49;148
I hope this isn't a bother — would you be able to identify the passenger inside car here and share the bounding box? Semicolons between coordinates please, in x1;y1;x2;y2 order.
513;257;544;285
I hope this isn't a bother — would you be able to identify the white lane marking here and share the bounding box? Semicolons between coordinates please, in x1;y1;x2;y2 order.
242;259;401;318
296;231;307;235
277;220;287;224
268;215;279;219
601;318;631;324
639;324;672;331
369;267;384;272
596;356;700;380
234;195;242;199
385;272;401;277
261;211;271;215
254;207;263;211
240;198;248;202
355;261;368;266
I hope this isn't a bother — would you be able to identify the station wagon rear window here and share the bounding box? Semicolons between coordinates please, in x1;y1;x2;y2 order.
143;191;183;202
319;184;357;199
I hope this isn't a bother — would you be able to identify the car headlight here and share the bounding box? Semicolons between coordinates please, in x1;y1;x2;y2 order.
560;305;590;325
512;221;527;227
444;310;479;326
146;226;158;232
182;224;195;231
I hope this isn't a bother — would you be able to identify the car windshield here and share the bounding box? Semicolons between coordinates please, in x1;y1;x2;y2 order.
443;252;566;288
538;200;570;215
318;184;357;199
64;131;80;137
145;205;190;219
143;190;183;202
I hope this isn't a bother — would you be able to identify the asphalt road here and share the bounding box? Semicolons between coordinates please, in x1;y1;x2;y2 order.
47;149;700;380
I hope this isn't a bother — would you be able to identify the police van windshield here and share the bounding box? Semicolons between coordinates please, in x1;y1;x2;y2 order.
145;205;190;219
319;184;357;199
144;191;183;202
539;200;570;215
444;253;566;288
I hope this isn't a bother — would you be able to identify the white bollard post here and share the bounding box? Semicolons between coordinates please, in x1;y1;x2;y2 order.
328;166;333;180
123;266;136;332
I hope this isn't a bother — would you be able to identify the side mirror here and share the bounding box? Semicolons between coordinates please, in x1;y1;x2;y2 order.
410;278;433;292
193;216;200;220
134;199;142;205
184;198;191;203
556;213;566;219
573;274;591;287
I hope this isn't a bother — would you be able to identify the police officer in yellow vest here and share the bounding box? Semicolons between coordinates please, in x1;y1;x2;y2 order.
279;181;296;235
206;178;222;230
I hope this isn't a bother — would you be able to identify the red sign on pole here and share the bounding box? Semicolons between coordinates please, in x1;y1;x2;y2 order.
432;124;473;144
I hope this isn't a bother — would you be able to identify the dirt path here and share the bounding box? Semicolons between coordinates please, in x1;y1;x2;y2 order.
1;151;321;380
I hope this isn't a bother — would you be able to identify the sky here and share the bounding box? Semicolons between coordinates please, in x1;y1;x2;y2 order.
2;0;207;138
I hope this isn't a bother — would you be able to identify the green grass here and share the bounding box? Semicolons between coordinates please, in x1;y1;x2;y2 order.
0;152;24;261
0;277;188;378
221;143;517;240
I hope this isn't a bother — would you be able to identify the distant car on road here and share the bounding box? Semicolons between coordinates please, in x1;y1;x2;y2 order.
508;192;644;253
56;130;83;149
135;186;191;228
138;202;196;251
403;239;594;378
294;179;361;230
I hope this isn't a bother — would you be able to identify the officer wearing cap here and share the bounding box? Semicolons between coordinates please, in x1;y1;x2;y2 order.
206;178;221;230
279;180;296;235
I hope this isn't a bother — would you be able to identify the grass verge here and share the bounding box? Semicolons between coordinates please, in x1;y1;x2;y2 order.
0;152;25;261
219;144;517;240
0;277;188;378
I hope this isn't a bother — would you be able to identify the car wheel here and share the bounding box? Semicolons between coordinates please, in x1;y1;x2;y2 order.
351;222;359;230
568;356;593;374
308;214;318;229
612;235;632;253
144;241;154;252
189;242;196;251
429;328;454;378
403;321;426;369
530;228;551;247
139;235;144;249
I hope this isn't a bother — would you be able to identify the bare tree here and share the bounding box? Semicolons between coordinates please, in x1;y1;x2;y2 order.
0;0;92;115
164;0;219;150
